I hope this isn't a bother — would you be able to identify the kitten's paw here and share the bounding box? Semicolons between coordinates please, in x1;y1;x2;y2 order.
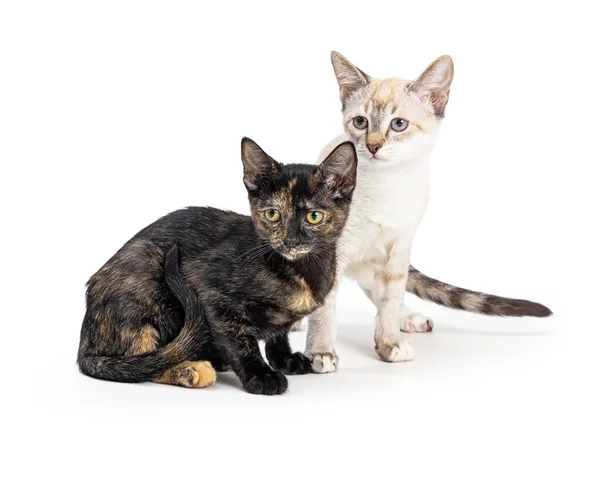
243;370;288;395
375;340;415;363
154;361;216;388
400;313;434;333
273;352;313;375
307;351;338;373
183;361;217;388
289;319;305;331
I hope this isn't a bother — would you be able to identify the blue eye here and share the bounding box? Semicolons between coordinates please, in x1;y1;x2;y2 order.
390;118;409;132
353;116;368;130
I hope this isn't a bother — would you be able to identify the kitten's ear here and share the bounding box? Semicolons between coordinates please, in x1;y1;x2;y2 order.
408;55;454;116
331;52;371;103
316;141;358;199
241;137;280;191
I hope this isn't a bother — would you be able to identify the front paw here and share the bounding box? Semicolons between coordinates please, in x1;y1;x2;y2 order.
271;352;313;375
243;369;288;395
307;351;338;373
375;340;415;362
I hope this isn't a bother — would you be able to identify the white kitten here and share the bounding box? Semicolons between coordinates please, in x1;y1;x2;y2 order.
305;52;551;372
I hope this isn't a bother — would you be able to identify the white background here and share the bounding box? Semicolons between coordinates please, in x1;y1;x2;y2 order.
1;1;598;478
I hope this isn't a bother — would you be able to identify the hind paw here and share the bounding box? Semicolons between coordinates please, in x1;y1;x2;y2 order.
400;313;434;333
154;361;216;388
180;361;216;388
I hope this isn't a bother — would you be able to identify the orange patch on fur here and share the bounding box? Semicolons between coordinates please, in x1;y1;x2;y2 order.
413;123;428;133
367;132;385;147
153;361;216;388
375;271;406;284
370;79;397;108
127;324;159;355
289;277;317;312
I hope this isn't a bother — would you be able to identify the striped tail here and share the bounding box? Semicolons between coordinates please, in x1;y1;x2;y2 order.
407;266;552;317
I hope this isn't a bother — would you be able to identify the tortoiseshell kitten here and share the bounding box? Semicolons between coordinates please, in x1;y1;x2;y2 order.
77;138;357;395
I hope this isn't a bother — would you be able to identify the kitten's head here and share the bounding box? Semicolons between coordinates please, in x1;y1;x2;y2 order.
241;137;357;261
331;52;454;164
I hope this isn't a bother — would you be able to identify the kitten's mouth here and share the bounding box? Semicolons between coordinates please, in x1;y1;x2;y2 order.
278;245;312;261
359;149;386;161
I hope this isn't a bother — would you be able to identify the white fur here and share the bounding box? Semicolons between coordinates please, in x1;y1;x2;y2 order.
305;136;433;369
305;54;452;371
399;308;434;333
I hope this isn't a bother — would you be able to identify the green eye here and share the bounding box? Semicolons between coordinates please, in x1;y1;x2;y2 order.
306;211;324;224
353;116;368;130
265;209;281;222
390;118;409;132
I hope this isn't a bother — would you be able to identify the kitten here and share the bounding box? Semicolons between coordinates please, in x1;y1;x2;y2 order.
305;53;551;372
78;138;358;394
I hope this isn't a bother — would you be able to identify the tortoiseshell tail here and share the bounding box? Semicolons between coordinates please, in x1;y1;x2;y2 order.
77;244;204;383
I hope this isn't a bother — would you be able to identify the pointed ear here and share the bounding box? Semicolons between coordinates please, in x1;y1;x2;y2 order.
408;55;454;116
331;51;371;103
316;141;358;199
241;137;280;191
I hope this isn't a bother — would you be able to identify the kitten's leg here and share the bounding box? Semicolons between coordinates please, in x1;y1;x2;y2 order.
362;279;433;334
222;333;288;395
305;284;339;373
399;304;434;333
153;361;216;388
265;334;313;375
371;242;415;362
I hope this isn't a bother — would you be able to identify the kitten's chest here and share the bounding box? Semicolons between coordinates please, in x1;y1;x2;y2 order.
355;165;429;227
336;163;429;267
257;262;334;330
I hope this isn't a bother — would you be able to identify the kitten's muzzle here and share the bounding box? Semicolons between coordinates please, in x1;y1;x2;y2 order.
284;238;300;247
367;142;382;155
278;243;312;261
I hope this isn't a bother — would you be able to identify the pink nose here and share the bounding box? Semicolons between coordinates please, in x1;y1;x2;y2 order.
367;143;381;155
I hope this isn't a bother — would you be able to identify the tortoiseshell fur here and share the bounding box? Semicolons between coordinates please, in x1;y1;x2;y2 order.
77;138;357;394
